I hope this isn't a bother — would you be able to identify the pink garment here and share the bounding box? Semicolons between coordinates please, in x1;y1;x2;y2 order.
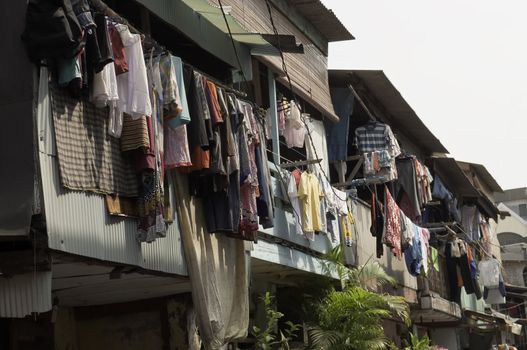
283;123;306;148
278;109;286;134
164;124;192;168
383;186;402;258
239;101;260;241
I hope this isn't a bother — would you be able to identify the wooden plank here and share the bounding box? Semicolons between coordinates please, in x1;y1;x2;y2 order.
329;155;362;164
279;158;322;169
346;155;364;182
213;0;335;119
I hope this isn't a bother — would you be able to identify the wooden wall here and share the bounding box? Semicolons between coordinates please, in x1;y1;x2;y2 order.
211;0;337;120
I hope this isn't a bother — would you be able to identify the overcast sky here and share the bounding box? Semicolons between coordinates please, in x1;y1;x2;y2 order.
321;0;527;191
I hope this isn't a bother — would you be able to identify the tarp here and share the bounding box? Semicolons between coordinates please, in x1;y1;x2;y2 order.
173;171;249;349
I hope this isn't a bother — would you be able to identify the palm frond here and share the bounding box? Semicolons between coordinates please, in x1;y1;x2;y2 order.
348;261;396;290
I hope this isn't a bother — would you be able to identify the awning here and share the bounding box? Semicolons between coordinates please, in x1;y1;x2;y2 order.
136;0;283;78
329;70;449;154
464;309;524;335
432;157;499;221
178;0;280;54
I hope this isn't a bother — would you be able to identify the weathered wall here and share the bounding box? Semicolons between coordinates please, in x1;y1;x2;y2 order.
74;299;169;350
54;307;79;350
503;260;527;287
352;201;418;302
430;328;459;350
76;311;164;350
497;203;527;239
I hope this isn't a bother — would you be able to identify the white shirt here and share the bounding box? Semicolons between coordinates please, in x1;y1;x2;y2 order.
287;172;307;239
478;258;500;287
115;24;152;119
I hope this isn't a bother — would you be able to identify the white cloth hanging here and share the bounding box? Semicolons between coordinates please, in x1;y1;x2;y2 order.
115;24;152;119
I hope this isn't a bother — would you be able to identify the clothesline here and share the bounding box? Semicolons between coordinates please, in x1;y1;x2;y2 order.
94;0;250;100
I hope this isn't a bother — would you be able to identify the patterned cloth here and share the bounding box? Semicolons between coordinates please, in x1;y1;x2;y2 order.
238;101;260;241
120;114;150;152
51;85;139;197
383;186;402;258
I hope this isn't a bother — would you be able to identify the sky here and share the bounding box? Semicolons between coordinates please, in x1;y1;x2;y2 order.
320;0;527;190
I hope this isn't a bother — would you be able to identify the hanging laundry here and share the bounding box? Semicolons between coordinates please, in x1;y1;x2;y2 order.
238;101;260;241
161;56;192;168
287;170;304;238
354;121;401;156
298;171;324;240
461;205;481;240
404;221;423;277
370;190;385;258
420;228;430;275
383;187;402;258
108;22;128;75
159;54;183;121
91;16;120;137
136;91;166;243
283;100;306;148
478;257;501;288
115;23;152;119
50;85;139;197
432;176;461;222
355;122;401;182
184;67;211;171
120;115;151;152
57;54;83;97
395;157;421;218
340;210;354;247
363;150;398;181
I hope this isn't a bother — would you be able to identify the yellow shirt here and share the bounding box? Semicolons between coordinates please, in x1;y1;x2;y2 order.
341;210;354;247
297;172;324;232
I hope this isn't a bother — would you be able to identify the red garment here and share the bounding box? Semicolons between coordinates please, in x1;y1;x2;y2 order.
383;186;402;258
291;169;302;188
205;80;223;125
108;23;128;75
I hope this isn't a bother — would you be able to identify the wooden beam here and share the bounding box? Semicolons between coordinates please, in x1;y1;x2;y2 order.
279;158;322;169
329;155;362;164
268;68;280;165
346;155;364;182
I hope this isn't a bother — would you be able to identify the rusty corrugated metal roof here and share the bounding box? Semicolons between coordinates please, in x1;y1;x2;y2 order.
287;0;354;42
457;161;504;193
432;157;499;221
329;69;449;155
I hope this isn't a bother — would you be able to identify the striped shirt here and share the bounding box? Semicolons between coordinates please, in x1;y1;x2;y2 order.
355;122;401;157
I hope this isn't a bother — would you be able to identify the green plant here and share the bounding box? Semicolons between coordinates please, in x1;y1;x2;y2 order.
308;247;410;350
252;292;301;350
403;333;432;350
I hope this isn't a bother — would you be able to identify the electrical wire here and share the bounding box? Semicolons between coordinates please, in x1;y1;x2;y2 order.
263;0;347;203
217;0;251;96
213;4;311;236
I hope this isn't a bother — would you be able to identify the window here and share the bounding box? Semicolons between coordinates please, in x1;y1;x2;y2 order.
519;203;527;219
523;267;527;287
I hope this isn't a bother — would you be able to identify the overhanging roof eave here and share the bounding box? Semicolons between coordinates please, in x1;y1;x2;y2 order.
328;69;449;154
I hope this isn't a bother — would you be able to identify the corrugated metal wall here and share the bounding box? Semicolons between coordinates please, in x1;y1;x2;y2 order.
0;271;52;318
37;67;187;277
